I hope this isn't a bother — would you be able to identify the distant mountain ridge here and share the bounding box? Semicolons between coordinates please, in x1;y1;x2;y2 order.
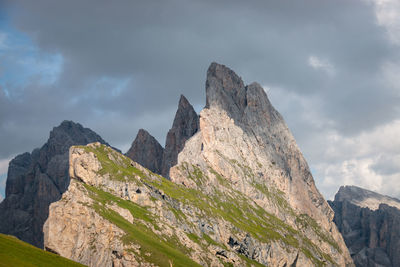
334;185;400;210
329;185;400;267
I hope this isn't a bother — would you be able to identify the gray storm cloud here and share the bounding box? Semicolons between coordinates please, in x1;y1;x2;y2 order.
1;0;400;199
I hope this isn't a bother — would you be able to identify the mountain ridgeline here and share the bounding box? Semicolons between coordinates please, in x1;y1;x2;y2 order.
0;63;355;266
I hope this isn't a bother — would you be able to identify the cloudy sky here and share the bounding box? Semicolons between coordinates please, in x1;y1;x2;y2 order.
1;0;400;200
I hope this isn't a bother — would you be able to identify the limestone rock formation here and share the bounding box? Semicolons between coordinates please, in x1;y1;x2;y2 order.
44;143;325;266
126;129;164;174
329;186;400;267
44;63;354;266
162;95;199;178
170;62;353;266
0;120;110;248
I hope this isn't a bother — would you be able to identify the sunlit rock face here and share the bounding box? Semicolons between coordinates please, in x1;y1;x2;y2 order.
170;62;353;266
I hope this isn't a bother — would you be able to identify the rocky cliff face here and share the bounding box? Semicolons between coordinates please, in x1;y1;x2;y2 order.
44;142;347;266
126;129;164;174
44;63;353;266
169;62;352;266
162;94;199;178
333;185;400;211
0;121;110;248
329;186;400;267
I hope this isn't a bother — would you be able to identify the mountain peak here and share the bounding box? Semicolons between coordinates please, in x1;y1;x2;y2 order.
162;95;199;178
205;62;246;120
335;185;400;210
136;128;151;138
178;94;190;107
126;129;163;174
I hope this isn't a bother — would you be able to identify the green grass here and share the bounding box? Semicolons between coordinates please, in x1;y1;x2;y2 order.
78;145;145;183
296;214;341;253
74;144;339;266
83;183;201;267
83;183;153;223
141;162;334;266
179;162;208;186
0;234;85;267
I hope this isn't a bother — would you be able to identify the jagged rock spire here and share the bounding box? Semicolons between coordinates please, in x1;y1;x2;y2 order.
162;95;199;178
206;62;282;127
126;129;164;174
206;62;247;121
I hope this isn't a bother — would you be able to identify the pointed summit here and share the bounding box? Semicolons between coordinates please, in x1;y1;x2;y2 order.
206;62;282;128
161;95;199;178
126;129;163;174
206;62;246;121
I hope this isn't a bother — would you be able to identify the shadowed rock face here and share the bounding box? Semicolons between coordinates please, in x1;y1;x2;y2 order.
162;95;199;178
0;120;110;248
329;185;400;267
126;129;164;174
205;62;247;121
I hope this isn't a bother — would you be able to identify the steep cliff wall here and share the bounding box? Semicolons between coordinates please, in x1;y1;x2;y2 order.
329;186;400;267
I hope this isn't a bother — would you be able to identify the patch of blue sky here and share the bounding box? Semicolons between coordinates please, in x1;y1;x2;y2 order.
66;76;131;107
0;17;63;99
0;173;6;200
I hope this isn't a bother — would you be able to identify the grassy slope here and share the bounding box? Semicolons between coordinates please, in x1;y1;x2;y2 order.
78;144;339;266
0;234;85;267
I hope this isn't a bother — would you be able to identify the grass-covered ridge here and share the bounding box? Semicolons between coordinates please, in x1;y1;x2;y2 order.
83;184;200;267
72;143;339;266
0;234;85;267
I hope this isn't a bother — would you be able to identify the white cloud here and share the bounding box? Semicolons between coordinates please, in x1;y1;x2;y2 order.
314;120;400;199
308;55;335;76
268;84;400;200
371;0;400;45
0;158;10;174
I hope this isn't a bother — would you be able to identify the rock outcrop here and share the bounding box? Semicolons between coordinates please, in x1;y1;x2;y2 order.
126;129;164;174
0;120;110;248
329;186;400;267
44;63;354;266
162;95;199;178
